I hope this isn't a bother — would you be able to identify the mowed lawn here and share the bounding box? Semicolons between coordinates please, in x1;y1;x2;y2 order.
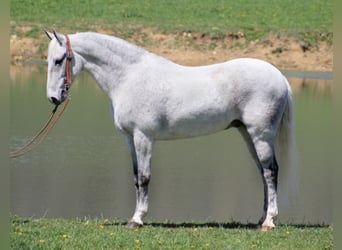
11;216;333;250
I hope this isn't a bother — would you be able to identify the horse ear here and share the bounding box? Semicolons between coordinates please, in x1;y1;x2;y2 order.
45;30;53;40
53;30;63;46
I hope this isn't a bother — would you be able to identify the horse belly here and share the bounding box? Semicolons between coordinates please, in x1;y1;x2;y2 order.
153;105;235;140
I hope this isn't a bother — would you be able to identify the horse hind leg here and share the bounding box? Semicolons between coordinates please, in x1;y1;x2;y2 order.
255;140;279;231
237;125;278;231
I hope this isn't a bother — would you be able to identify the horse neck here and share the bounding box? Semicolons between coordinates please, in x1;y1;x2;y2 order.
70;33;145;98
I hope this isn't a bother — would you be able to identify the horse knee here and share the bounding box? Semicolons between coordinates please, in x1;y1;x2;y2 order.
138;174;151;187
134;174;150;188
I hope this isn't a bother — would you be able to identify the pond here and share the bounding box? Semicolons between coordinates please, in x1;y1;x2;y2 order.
10;64;333;225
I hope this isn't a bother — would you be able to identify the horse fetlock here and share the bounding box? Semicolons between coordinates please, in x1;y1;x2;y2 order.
268;204;278;217
131;208;147;226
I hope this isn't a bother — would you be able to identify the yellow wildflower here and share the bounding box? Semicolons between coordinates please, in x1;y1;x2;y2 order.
39;239;45;244
134;239;140;244
63;234;68;239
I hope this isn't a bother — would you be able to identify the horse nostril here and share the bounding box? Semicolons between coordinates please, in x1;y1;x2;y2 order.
49;97;60;105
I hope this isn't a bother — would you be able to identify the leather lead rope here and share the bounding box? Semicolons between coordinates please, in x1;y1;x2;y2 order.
10;99;70;158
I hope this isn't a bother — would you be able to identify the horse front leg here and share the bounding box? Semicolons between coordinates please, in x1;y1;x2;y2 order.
127;130;154;228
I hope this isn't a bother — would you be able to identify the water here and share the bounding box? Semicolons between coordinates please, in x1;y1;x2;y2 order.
10;65;333;224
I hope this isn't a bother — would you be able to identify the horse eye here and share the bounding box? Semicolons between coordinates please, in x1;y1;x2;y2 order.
55;54;66;66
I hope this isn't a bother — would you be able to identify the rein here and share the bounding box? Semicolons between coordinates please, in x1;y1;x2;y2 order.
10;33;73;158
10;99;70;158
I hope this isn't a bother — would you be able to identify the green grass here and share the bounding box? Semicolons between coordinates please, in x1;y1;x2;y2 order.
11;216;333;249
10;0;332;40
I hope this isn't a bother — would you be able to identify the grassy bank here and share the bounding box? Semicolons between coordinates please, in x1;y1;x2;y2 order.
11;0;332;33
11;0;332;43
10;0;333;70
11;216;332;249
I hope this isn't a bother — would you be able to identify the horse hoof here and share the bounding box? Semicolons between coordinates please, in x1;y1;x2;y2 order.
260;224;275;232
127;221;143;229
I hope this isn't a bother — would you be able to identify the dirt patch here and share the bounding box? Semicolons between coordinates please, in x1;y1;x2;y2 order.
10;35;40;62
10;29;332;72
141;31;332;71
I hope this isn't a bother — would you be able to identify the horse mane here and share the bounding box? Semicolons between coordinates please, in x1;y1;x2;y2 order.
73;32;149;65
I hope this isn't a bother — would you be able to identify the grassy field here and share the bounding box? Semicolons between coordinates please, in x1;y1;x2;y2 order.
11;0;332;42
10;0;333;68
11;216;332;250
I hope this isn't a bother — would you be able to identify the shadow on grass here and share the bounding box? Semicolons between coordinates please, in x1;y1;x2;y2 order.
145;221;258;229
104;221;330;229
11;215;330;230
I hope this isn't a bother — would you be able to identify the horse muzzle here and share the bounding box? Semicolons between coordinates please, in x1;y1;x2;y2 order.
48;87;69;106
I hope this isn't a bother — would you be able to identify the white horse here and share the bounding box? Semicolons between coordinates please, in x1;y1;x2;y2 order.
45;31;295;231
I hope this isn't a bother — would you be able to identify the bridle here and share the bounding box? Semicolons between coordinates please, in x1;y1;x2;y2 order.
63;34;73;95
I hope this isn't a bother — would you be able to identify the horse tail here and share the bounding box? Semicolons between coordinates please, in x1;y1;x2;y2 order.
276;76;298;212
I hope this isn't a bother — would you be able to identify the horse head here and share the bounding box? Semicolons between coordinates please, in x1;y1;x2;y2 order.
45;30;83;105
